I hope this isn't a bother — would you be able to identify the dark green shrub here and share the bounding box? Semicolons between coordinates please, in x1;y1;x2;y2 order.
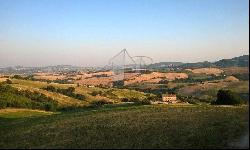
43;85;56;92
0;100;7;109
44;102;58;111
213;89;244;105
89;99;111;107
121;98;129;102
140;98;151;105
90;91;102;96
6;79;12;84
42;86;85;100
12;75;23;79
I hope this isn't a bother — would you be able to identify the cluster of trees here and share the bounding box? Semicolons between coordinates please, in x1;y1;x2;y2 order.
42;86;85;100
88;99;113;108
176;94;202;104
128;87;178;98
89;90;103;96
112;80;124;88
121;97;152;105
174;74;226;83
232;73;249;81
0;84;58;111
212;89;245;105
89;89;156;105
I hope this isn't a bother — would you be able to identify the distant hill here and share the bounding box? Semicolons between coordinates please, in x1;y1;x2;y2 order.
149;55;249;69
148;62;183;68
179;61;214;69
214;55;249;67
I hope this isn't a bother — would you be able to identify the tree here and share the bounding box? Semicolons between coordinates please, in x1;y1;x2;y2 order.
6;79;12;84
213;89;243;105
44;85;56;92
67;87;75;93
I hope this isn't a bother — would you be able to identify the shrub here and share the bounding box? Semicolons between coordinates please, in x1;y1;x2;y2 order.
67;87;75;93
43;85;56;92
12;75;23;79
89;99;111;108
42;86;85;101
75;94;86;100
146;94;158;102
140;98;151;105
90;91;102;96
212;89;244;105
0;100;7;109
44;102;58;111
6;79;12;84
121;98;129;102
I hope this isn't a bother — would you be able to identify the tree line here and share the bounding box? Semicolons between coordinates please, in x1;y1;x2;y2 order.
0;83;58;111
42;86;86;100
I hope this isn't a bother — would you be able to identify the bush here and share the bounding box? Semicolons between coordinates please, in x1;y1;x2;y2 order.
121;98;129;102
140;98;151;105
44;85;56;92
145;94;158;102
0;100;7;109
212;89;244;105
89;100;111;108
42;86;85;101
112;80;124;88
89;91;102;96
12;75;23;79
44;102;58;111
6;79;12;84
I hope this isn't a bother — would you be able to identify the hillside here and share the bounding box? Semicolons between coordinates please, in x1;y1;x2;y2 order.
0;79;154;110
214;55;249;67
149;55;249;69
0;105;248;149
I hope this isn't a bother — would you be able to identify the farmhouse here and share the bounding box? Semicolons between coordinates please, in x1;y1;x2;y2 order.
162;94;177;103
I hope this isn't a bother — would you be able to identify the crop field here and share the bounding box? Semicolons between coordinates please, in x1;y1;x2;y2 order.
0;105;248;149
125;72;188;85
222;67;249;75
0;77;7;83
186;68;224;76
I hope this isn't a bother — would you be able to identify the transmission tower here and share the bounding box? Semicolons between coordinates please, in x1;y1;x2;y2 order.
109;49;136;82
132;56;153;73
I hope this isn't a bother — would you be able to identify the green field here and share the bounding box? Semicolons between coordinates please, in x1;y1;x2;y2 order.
0;105;248;149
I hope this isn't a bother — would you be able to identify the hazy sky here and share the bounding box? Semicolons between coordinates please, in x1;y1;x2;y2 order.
0;0;249;67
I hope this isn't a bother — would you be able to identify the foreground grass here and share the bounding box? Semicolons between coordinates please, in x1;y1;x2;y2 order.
0;109;56;119
0;105;249;149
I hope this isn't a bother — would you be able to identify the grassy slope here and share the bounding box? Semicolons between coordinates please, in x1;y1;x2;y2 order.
178;80;249;100
11;80;87;108
0;105;248;149
10;79;149;107
0;108;56;118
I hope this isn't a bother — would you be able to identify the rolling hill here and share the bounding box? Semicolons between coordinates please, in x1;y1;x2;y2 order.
149;55;249;69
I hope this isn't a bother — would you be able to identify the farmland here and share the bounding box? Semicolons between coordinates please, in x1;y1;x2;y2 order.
0;65;249;149
0;105;248;149
1;78;153;109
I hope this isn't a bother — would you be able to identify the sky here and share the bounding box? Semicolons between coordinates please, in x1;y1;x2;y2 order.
0;0;249;67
